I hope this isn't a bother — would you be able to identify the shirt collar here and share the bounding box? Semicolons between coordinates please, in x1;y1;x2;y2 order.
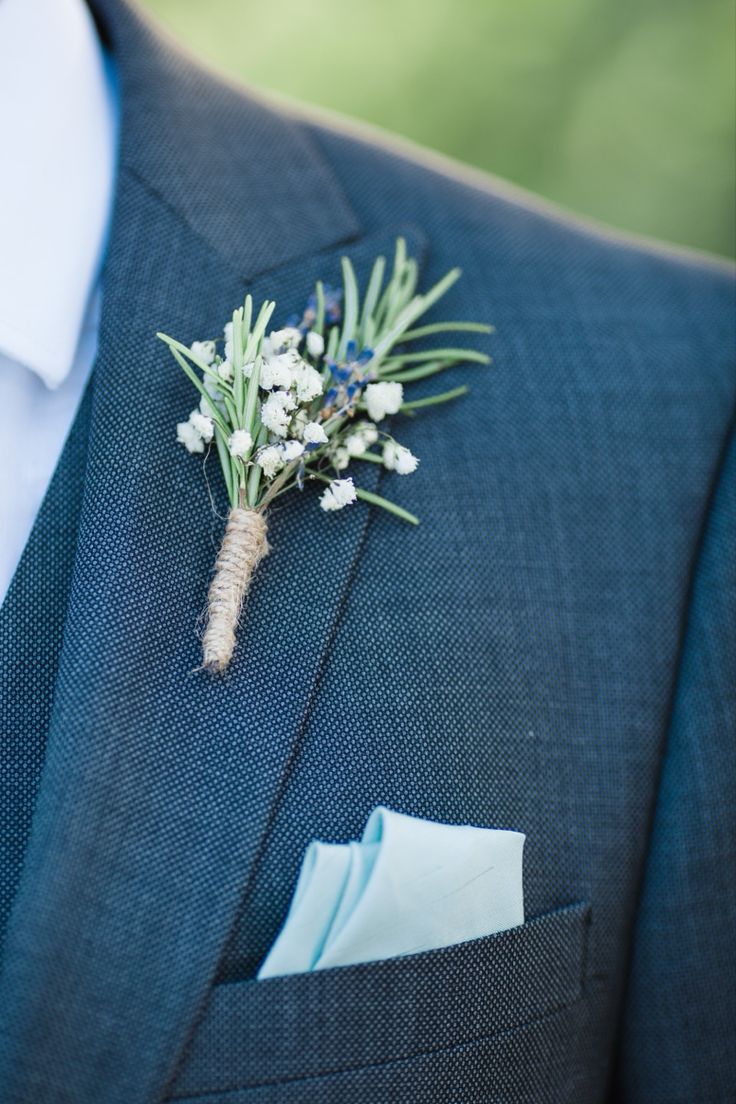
0;0;118;390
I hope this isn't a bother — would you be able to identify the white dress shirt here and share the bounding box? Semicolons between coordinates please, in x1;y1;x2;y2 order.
0;0;117;602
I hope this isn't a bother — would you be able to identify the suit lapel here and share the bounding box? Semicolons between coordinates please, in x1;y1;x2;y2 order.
0;3;427;1100
0;384;94;955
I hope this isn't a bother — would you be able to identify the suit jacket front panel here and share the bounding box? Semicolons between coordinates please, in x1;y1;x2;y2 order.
212;123;736;1098
0;2;733;1103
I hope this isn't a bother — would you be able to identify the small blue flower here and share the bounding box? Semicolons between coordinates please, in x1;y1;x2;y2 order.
323;286;343;323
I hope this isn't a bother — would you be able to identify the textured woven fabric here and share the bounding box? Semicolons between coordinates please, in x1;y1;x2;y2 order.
0;1;733;1102
171;1003;591;1104
615;428;736;1103
0;385;93;956
173;903;590;1098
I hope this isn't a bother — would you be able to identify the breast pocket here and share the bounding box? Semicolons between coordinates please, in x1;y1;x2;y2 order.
167;902;591;1104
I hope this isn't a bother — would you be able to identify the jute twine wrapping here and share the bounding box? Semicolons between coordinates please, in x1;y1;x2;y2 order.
201;507;270;673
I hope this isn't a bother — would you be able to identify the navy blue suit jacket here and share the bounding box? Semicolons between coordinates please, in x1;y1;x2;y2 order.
0;1;734;1101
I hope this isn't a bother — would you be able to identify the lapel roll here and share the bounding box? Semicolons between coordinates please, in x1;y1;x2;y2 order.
0;4;428;1101
0;387;94;957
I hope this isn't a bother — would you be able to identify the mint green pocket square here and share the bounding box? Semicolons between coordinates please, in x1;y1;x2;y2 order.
258;807;525;979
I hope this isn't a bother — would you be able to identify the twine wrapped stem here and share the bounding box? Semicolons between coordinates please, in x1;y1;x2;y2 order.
160;240;492;676
202;507;269;673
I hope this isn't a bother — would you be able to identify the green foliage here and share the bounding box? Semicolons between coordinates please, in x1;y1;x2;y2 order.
160;239;491;524
145;0;734;258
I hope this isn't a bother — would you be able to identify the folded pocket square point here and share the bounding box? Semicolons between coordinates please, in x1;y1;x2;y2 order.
258;807;525;980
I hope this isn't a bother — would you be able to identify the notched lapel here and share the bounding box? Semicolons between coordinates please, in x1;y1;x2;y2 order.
0;8;431;1100
0;119;428;1101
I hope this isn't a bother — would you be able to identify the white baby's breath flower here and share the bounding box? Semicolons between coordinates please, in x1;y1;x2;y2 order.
320;477;357;512
228;429;253;459
333;446;350;471
306;331;325;358
270;327;302;352
257;444;285;478
282;439;305;462
261;402;289;437
292;361;324;403
394;448;419;474
358;422;379;447
302;420;328;445
176;415;206;454
381;440;397;469
260;353;294;391
383;440;418;474
190;340;216;365
261;390;296;437
190;411;214;443
218;360;233;382
277;389;297;411
344;422;379;456
365;381;403;422
345;433;366;457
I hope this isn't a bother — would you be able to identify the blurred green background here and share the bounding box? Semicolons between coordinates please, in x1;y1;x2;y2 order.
145;0;735;258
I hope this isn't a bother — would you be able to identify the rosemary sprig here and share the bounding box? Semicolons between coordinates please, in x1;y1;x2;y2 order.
159;237;492;524
158;238;493;673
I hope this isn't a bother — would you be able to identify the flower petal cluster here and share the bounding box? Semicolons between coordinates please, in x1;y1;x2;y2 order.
228;429;253;459
261;390;296;437
257;444;284;478
365;381;403;421
269;327;302;352
344;422;378;456
190;340;216;365
282;439;305;461
306;331;324;358
320;477;357;512
292;361;324;403
167;240;487;530
383;441;419;474
180;314;330;472
176;409;214;454
260;353;295;391
302;421;328;445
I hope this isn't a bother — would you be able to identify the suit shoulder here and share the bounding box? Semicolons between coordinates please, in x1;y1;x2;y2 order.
294;107;734;312
287;107;735;403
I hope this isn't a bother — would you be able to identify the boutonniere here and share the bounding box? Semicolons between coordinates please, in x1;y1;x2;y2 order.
158;239;491;673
